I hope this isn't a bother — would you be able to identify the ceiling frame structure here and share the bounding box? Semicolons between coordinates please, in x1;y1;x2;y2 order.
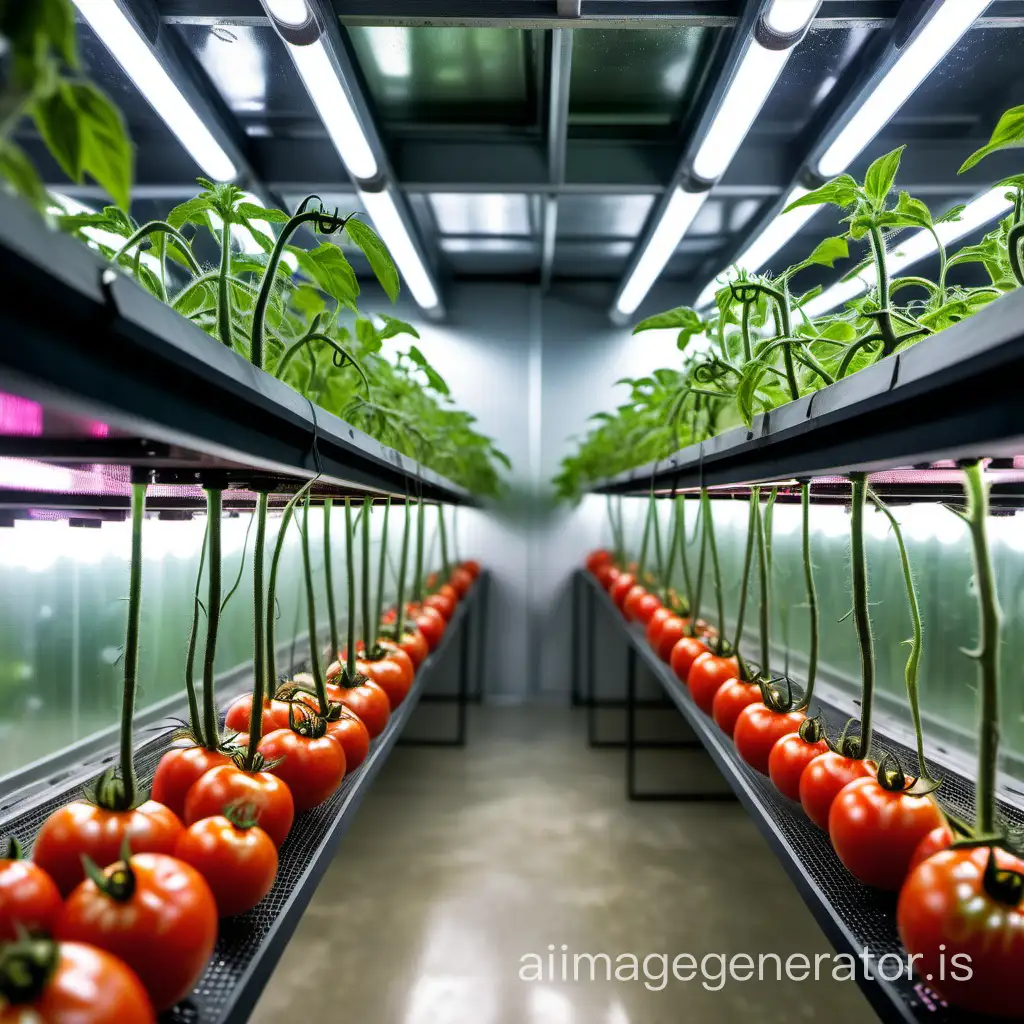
25;0;1024;320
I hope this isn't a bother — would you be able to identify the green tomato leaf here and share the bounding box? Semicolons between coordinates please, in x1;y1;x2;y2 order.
805;235;849;269
345;216;400;303
632;305;702;335
0;143;50;211
294;242;360;312
236;202;289;223
960;105;1024;173
168;195;216;230
40;0;79;68
377;314;419;341
935;202;966;225
783;175;859;213
864;146;905;206
840;253;875;282
816;321;857;343
67;82;133;211
290;283;327;321
893;191;934;229
33;83;82;183
407;345;450;395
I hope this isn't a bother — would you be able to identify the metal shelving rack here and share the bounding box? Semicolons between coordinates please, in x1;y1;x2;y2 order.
0;193;473;511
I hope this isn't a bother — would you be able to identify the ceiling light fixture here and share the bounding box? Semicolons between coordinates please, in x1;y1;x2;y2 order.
71;1;237;182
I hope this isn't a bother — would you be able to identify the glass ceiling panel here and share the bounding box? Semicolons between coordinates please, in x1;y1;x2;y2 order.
348;27;539;126
556;195;655;239
569;28;710;127
428;194;534;236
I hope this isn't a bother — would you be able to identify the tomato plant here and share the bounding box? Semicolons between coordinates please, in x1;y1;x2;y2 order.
174;806;278;917
0;940;155;1024
0;838;62;941
56;852;217;1012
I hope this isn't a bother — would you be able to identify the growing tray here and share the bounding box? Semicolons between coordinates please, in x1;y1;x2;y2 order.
0;579;481;1023
0;192;472;507
587;288;1024;495
581;571;1024;1024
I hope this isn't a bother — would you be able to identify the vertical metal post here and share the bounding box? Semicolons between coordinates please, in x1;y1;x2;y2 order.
473;572;489;703
585;575;598;746
456;598;470;745
626;643;638;800
571;571;581;706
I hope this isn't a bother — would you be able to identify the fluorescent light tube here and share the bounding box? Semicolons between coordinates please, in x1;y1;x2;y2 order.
264;0;312;24
359;187;440;311
695;185;816;308
817;0;990;177
287;38;379;181
615;188;710;317
72;1;237;182
802;187;1012;317
764;0;821;35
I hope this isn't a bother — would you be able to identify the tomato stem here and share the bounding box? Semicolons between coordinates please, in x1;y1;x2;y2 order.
677;497;693;606
700;489;726;655
266;484;311;690
438;503;450;579
360;497;373;655
799;482;820;710
184;525;209;747
650;487;664;587
963;461;1001;837
636;493;654;579
412;498;425;604
608;495;624;565
663;497;680;607
755;489;770;676
691;497;707;632
849;473;875;759
740;298;754;364
245;492;269;772
115;482;146;810
202;488;223;750
216;215;233;349
393;498;412;636
869;490;930;777
323;498;340;658
299;498;329;714
732;489;759;680
372;497;391;653
343;498;358;678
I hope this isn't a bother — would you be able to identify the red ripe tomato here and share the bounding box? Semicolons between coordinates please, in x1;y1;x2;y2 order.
645;607;672;648
655;616;688;662
174;814;278;917
621;585;649;621
333;677;391;738
394;628;429;669
224;694;280;737
325;706;371;772
908;823;954;874
585;549;613;574
609;573;636;611
0;941;155;1024
34;800;183;897
56;853;217;1012
733;704;805;775
687;653;738;715
449;567;474;596
184;764;294;849
768;731;828;801
358;653;413;709
258;728;346;813
151;745;233;820
595;564;620;590
711;679;760;737
0;843;62;940
460;559;481;579
828;776;945;891
669;635;707;684
412;605;446;649
634;592;662;624
799;752;873;830
898;846;1024;1016
423;592;455;621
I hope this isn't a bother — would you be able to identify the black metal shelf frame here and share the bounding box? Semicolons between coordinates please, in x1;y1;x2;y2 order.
587;289;1024;497
0;576;487;1024
574;570;1024;1024
0;193;473;508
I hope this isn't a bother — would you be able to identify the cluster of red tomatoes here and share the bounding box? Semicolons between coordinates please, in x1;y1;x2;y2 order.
586;548;1023;1017
0;561;480;1023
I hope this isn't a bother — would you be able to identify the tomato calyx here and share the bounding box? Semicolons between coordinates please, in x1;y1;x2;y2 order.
229;748;283;773
82;852;136;903
0;936;60;1005
85;766;148;813
1;836;23;861
223;801;261;831
758;674;798;714
828;719;867;760
982;845;1024;907
875;752;941;796
169;721;248;759
798;716;826;745
286;701;329;739
332;665;371;691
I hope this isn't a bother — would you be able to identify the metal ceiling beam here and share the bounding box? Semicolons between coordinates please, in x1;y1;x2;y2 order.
541;28;574;290
34;135;1015;200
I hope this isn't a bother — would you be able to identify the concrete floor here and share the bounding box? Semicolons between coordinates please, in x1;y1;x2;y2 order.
251;706;873;1024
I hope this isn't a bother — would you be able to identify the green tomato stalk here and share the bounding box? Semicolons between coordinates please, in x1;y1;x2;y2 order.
755;489;770;677
370;497;391;655
299;498;330;715
662;497;681;608
848;473;875;760
636;493;654;579
201;488;223;749
360;497;373;651
651;493;665;595
962;461;1001;837
386;499;412;640
183;527;209;747
690;497;708;634
244;492;270;772
344;498;359;681
323;498;340;659
438;503;450;580
798;482;820;710
676;496;693;608
732;489;759;682
699;489;727;656
412;498;425;605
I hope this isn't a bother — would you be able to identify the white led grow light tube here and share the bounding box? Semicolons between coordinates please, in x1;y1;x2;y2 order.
72;1;237;182
802;187;1013;317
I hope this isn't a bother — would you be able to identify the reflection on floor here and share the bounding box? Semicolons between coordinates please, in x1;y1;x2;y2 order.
250;705;872;1024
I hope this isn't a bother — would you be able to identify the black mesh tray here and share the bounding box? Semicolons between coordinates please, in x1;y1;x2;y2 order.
584;572;1024;1024
0;583;479;1023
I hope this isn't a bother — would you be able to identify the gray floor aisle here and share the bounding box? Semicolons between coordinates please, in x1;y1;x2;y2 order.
251;706;872;1024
